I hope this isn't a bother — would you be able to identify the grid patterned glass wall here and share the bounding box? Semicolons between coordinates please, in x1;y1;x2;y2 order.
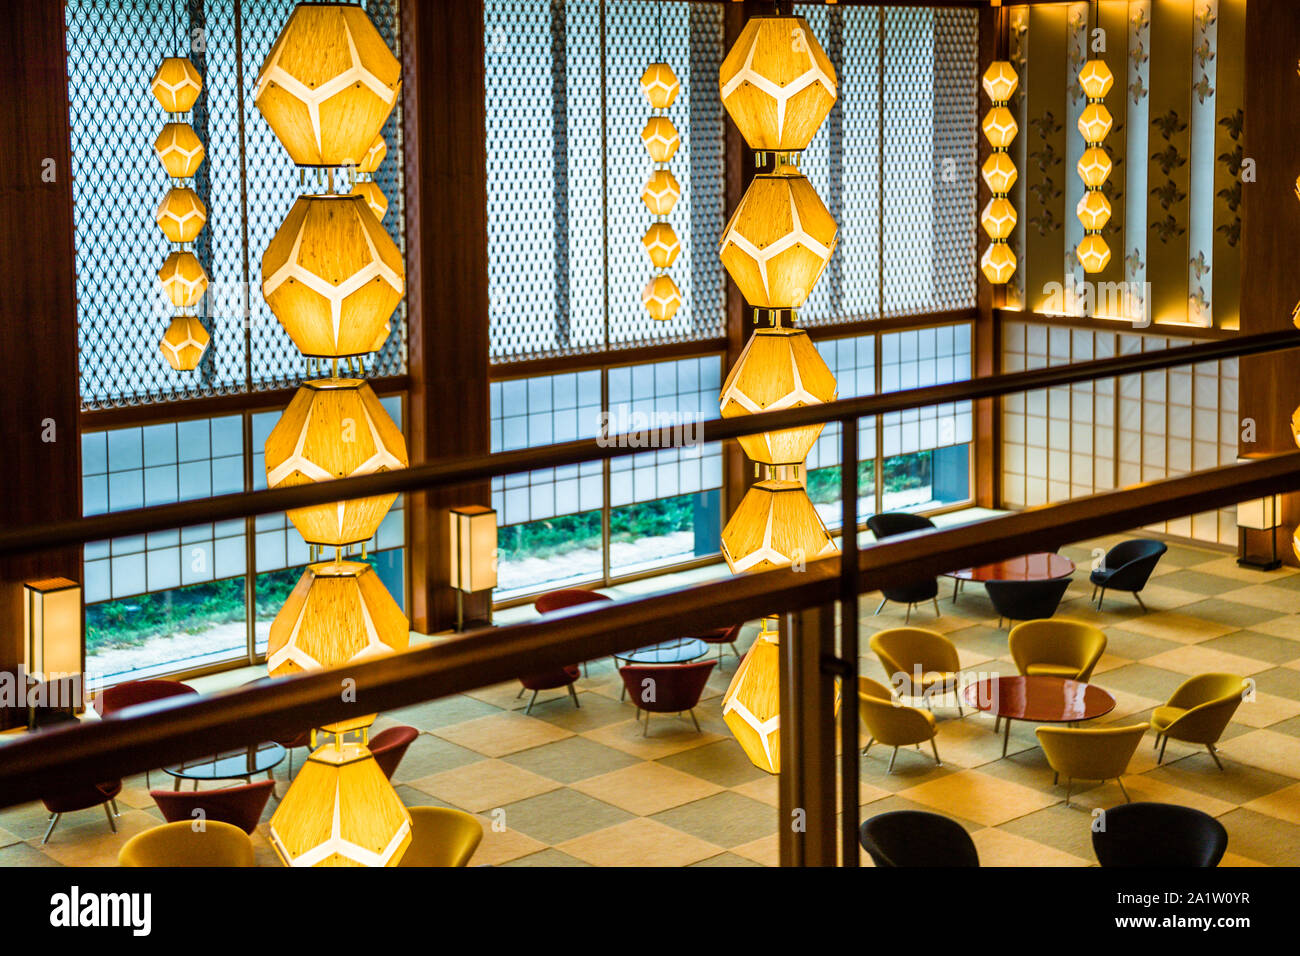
65;0;407;409
1002;321;1237;545
880;324;973;459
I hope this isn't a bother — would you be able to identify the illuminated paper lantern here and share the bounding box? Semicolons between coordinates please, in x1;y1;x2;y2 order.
357;134;387;175
982;106;1018;149
642;274;681;322
642;222;681;270
155;187;208;244
159;316;210;371
150;57;201;113
158;251;209;308
1075;233;1112;273
981;60;1019;102
350;180;388;223
982;152;1018;194
1078;103;1113;144
1078;59;1114;100
641;168;680;217
980;197;1017;242
640;116;680;163
721;629;781;773
721;479;837;574
154;123;205;179
980;242;1017;285
1076;191;1112;233
1077;147;1112;189
640;62;680;109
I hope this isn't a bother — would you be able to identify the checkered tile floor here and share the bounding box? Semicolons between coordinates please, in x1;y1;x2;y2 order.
3;533;1299;867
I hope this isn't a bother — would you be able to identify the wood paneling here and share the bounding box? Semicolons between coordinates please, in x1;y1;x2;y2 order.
0;4;82;729
402;0;492;633
975;4;1001;507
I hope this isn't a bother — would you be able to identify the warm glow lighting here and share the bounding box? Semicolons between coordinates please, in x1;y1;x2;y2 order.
159;316;211;371
1237;494;1279;531
155;186;208;243
640;116;680;163
981;106;1018;149
721;479;837;573
1077;146;1112;188
980;60;1019;286
23;579;81;683
640;59;681;321
1075;233;1112;273
1078;103;1113;144
639;62;680;109
357;134;387;174
982;152;1018;194
150;57;201;113
980;197;1017;241
350;180;388;223
721;626;780;773
1076;59;1113;274
982;60;1019;102
981;240;1017;285
1078;59;1114;99
641;274;682;322
154;123;204;178
449;506;498;593
641;169;681;216
1076;190;1112;232
641;222;680;269
157;251;209;308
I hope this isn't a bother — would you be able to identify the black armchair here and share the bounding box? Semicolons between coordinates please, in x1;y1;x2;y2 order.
860;810;979;867
866;513;939;623
1091;802;1227;867
983;577;1071;629
1090;539;1166;611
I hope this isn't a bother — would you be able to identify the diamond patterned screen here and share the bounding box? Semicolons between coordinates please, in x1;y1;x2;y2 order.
485;0;727;364
66;0;407;410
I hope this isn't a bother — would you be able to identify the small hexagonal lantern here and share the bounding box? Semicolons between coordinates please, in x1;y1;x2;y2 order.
642;222;680;270
982;152;1018;194
159;316;210;371
640;116;680;163
154;123;205;179
719;16;838;152
719;327;838;465
981;242;1016;285
255;2;402;166
150;57;201;113
155;187;208;244
1077;147;1113;189
719;172;837;309
982;107;1018;149
980;197;1017;241
351;180;388;223
639;62;680;110
1076;234;1111;273
1076;191;1112;232
264;377;408;547
641;168;681;217
157;251;209;308
1078;103;1113;144
981;60;1019;103
721;479;837;574
261;194;405;358
1078;59;1114;100
721;630;780;773
357;134;387;175
642;274;681;322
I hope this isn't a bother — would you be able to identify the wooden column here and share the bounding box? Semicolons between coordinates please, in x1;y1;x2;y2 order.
973;3;1002;509
1239;0;1300;565
0;4;82;729
402;0;492;632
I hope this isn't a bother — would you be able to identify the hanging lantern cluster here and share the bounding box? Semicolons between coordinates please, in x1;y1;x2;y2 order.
1075;58;1114;273
715;13;841;775
254;1;410;868
151;55;211;371
979;61;1019;285
639;61;682;322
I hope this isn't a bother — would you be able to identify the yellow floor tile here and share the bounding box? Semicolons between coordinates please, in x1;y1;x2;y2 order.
471;816;548;866
1242;782;1300;826
897;769;1059;827
1137;584;1213;610
571;762;722;816
1219;852;1268;867
970;826;1092;866
1193;558;1298;584
1142;644;1271;677
557;817;722;867
431;712;574;757
730;832;779;866
1239;615;1300;640
581;719;722;761
1082;773;1236;818
1234;692;1300;729
1217;729;1300;778
407;759;560;813
1218;585;1300;616
1121;612;1237;644
38;809;159;867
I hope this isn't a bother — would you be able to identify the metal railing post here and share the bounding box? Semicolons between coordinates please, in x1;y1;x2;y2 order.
838;415;860;866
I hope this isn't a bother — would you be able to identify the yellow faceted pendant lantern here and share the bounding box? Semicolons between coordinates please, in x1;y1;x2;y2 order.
155;187;208;244
641;222;680;269
641;169;681;217
154;123;205;178
261;194;405;358
150;57;201;113
721;479;837;574
721;626;781;774
254;2;401;167
719;170;837;309
980;60;1019;285
358;134;387;174
269;739;412;867
640;116;680;163
350;179;388;223
642;274;682;322
159;316;210;372
158;251;209;308
719;327;837;465
1075;57;1114;274
264;377;408;547
640;55;681;322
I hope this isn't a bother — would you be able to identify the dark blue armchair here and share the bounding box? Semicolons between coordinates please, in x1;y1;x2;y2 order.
1090;539;1166;612
983;577;1071;629
866;513;939;623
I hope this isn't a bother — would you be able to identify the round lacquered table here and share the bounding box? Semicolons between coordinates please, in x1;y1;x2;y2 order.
164;742;285;790
945;552;1075;602
617;638;709;665
962;675;1115;757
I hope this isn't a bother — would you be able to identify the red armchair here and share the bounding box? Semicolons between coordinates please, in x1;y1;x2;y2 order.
96;679;199;788
369;725;419;780
618;660;717;736
522;588;613;704
691;624;743;664
150;780;275;835
42;780;122;844
242;678;313;777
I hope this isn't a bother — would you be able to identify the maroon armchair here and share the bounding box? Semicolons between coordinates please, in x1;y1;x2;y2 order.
691;625;743;664
618;660;717;737
521;588;613;706
369;725;419;780
534;588;613;678
96;679;199;788
151;780;275;835
242;678;313;777
42;780;122;844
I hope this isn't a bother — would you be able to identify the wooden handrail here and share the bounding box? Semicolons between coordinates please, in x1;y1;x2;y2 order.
2;328;1295;560
2;453;1299;806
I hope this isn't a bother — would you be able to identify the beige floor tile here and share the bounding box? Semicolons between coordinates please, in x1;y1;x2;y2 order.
1193;558;1298;584
471;817;548;866
970;826;1091;866
1219;851;1268;867
464;680;542;711
431;713;574;757
1218;585;1300;616
919;716;1012;769
407;759;560;813
1217;728;1300;779
571;762;722;816
1081;773;1236;818
1095;687;1163;722
1121;612;1237;644
582;719;722;761
1137;584;1213;610
730;776;780;808
1234;692;1300;728
38;809;158;867
1142;644;1272;677
557;817;722;867
1092;652;1134;675
897;769;1059;827
729;832;779;866
1239;615;1300;640
0;825;18;848
1242;782;1300;826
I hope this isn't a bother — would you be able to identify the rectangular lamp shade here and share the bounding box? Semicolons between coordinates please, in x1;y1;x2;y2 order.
449;506;497;593
1237;494;1280;530
24;578;81;680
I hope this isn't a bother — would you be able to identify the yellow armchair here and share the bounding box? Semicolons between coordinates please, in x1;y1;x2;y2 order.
1035;723;1149;808
119;820;255;867
1152;673;1247;771
869;627;963;716
1009;619;1107;682
397;807;484;867
858;676;941;774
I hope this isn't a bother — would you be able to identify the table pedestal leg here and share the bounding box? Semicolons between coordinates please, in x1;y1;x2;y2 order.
173;776;181;791
1002;717;1010;758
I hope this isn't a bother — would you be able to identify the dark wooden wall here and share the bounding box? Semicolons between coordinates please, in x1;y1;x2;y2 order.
0;4;83;728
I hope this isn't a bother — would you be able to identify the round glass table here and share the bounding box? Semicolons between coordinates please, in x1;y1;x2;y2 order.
963;675;1115;757
617;638;709;665
945;552;1075;602
164;742;286;790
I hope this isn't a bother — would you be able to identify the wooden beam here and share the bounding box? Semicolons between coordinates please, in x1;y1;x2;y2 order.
974;3;1001;508
402;0;492;633
0;4;81;730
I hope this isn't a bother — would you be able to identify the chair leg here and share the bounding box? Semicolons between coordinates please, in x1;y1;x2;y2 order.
689;709;700;732
1091;584;1097;602
1134;591;1148;613
42;813;61;845
516;686;525;699
146;770;151;790
887;746;899;774
525;690;538;715
1153;732;1161;751
1052;770;1059;785
994;715;1000;733
567;684;581;709
932;598;941;617
1117;777;1131;802
930;738;941;766
1158;735;1168;764
904;603;913;624
875;598;887;615
1207;743;1224;771
103;802;117;833
861;737;874;756
997;616;1003;630
1064;778;1073;809
110;798;120;817
1097;588;1105;611
643;713;651;737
